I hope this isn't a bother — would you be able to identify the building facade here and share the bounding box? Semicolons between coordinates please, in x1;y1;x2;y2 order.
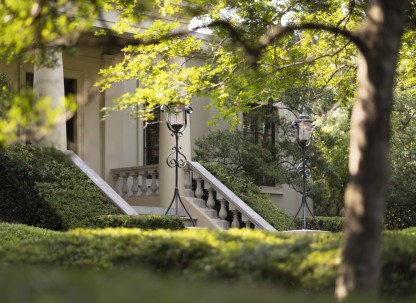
0;11;308;225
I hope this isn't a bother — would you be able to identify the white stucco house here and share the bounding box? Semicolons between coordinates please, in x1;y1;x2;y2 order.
0;11;306;230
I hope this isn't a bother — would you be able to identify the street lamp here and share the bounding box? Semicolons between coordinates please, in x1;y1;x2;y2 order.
161;103;195;227
288;111;318;230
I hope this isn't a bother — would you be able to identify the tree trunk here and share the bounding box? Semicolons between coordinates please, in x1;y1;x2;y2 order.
335;0;408;299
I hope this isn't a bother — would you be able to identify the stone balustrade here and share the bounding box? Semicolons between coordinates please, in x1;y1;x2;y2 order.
185;161;276;231
110;162;276;231
111;165;159;198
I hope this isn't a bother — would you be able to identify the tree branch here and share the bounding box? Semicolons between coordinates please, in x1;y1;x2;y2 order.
260;23;364;54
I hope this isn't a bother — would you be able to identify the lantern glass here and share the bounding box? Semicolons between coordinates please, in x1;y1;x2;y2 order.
298;120;313;142
168;103;185;128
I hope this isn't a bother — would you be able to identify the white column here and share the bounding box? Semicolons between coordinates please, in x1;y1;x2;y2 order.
33;50;66;150
158;111;176;209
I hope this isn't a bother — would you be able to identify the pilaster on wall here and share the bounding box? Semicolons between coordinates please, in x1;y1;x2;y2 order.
103;79;139;184
33;50;67;150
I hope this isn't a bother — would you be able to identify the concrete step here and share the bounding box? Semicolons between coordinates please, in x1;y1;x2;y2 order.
181;216;198;228
204;208;217;219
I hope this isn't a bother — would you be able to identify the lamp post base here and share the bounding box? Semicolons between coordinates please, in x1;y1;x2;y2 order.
164;187;196;227
287;199;320;230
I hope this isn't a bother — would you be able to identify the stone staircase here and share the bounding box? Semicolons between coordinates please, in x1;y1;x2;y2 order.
66;150;276;231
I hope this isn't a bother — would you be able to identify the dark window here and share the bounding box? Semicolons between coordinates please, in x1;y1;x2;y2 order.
243;100;278;146
143;109;160;165
64;78;77;152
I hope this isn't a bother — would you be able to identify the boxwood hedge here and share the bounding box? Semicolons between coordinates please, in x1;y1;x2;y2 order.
0;144;121;230
0;222;57;247
294;216;344;232
1;223;416;300
85;215;185;230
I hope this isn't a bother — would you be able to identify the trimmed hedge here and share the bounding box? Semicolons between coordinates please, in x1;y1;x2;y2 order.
0;144;121;230
0;228;341;291
86;215;185;230
295;216;344;232
0;222;57;247
1;224;416;299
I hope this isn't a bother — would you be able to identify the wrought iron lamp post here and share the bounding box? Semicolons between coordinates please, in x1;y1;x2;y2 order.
288;111;317;230
161;103;195;227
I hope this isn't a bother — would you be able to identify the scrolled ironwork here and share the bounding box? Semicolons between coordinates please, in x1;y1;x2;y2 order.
296;159;312;179
166;146;187;169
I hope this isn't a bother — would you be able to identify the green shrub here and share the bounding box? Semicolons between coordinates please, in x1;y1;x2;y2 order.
86;215;185;230
0;144;121;230
294;216;344;232
0;228;341;290
1;227;416;299
381;229;416;298
0;222;57;247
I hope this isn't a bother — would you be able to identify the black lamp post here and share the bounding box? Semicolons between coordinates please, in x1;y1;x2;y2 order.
288;111;317;230
161;103;195;227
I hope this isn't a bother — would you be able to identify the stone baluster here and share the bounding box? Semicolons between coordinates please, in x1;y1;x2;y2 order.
205;185;215;209
139;170;149;196
149;170;158;195
194;174;204;199
112;173;120;194
131;171;140;197
217;193;228;221
231;211;240;228
229;205;240;228
183;166;193;197
241;214;252;229
121;172;130;197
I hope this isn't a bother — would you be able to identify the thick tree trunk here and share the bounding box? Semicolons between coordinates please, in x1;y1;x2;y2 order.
335;0;408;299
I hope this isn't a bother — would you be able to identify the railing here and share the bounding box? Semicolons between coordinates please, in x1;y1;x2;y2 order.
184;162;276;231
110;162;276;231
111;165;159;198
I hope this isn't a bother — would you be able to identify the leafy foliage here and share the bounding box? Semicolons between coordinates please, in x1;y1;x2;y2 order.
384;92;416;230
195;130;284;184
0;144;121;230
94;0;363;126
0;72;65;148
0;0;102;64
308;107;350;216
